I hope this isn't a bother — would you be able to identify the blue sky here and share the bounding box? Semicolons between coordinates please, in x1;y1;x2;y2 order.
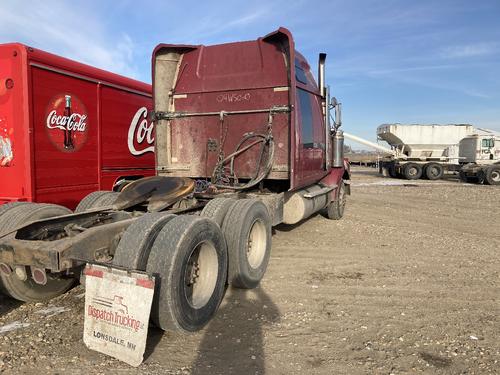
1;0;499;148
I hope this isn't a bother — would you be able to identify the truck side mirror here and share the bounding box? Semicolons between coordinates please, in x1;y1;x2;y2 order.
330;97;341;130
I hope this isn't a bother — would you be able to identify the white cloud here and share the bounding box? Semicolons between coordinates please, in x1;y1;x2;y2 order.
366;64;461;76
441;43;498;59
0;1;140;80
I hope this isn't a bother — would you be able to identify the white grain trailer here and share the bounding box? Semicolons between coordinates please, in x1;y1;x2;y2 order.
344;124;500;184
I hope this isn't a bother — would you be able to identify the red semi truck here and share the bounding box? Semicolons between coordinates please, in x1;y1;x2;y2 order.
0;28;349;363
0;44;155;209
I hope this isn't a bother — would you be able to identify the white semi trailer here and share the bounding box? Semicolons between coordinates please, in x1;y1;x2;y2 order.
344;124;500;185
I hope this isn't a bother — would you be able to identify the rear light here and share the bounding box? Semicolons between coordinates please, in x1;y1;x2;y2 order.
31;267;48;285
0;263;12;276
0;134;13;166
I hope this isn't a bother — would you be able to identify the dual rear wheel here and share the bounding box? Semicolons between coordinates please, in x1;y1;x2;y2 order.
387;163;444;180
423;163;444;180
113;198;272;333
201;198;272;289
484;165;500;185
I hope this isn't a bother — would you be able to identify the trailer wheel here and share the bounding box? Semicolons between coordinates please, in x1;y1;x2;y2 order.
75;191;119;212
424;163;444;180
388;163;398;178
476;170;486;184
200;198;236;227
0;203;75;302
459;170;476;183
484;165;500;185
113;213;176;270
0;203;59;237
222;199;271;289
403;163;422;180
146;215;227;332
323;180;346;220
381;161;398;178
0;202;32;219
459;170;466;182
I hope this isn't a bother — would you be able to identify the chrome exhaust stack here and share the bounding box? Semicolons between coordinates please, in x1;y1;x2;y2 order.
331;96;344;168
318;53;326;98
332;129;344;168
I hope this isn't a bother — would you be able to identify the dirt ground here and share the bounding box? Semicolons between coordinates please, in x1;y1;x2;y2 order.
0;167;498;374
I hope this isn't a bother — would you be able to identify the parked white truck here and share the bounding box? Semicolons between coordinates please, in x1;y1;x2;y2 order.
344;123;500;185
457;133;500;184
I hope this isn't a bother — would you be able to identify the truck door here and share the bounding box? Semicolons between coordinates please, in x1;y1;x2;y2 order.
31;66;98;207
481;138;495;160
296;88;325;183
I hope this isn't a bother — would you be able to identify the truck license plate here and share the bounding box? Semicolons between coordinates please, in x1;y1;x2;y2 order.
83;264;155;367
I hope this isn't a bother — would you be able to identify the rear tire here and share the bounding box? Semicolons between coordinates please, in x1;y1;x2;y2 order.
424;163;444;180
484;165;500;185
222;199;272;289
200;198;236;227
146;215;227;332
403;163;422;180
459;170;476;183
113;213;175;271
0;202;32;218
0;203;75;302
322;181;346;220
75;191;119;212
387;163;397;178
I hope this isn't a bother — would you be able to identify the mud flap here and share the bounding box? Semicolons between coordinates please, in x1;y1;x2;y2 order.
83;264;155;367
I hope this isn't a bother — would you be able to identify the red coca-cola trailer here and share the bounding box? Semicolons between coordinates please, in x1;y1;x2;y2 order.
0;43;155;209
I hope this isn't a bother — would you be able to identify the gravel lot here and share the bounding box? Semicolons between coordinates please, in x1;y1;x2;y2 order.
0;166;498;374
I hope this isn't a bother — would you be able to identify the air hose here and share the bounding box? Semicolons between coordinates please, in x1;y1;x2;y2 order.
212;132;275;190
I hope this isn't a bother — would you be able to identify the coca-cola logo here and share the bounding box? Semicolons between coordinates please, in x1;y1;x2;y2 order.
45;94;88;152
128;107;154;156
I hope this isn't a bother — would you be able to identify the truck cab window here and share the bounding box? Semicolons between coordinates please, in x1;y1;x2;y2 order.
297;89;314;148
482;138;494;148
295;59;308;85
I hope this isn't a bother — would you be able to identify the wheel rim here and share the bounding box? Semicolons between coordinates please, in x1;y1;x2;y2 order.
409;167;418;176
184;241;218;309
430;167;439;177
491;170;500;182
247;219;267;269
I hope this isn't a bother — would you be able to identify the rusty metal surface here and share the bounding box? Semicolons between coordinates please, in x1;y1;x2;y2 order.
0;216;136;271
0;240;56;270
12;210;122;241
113;176;194;211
